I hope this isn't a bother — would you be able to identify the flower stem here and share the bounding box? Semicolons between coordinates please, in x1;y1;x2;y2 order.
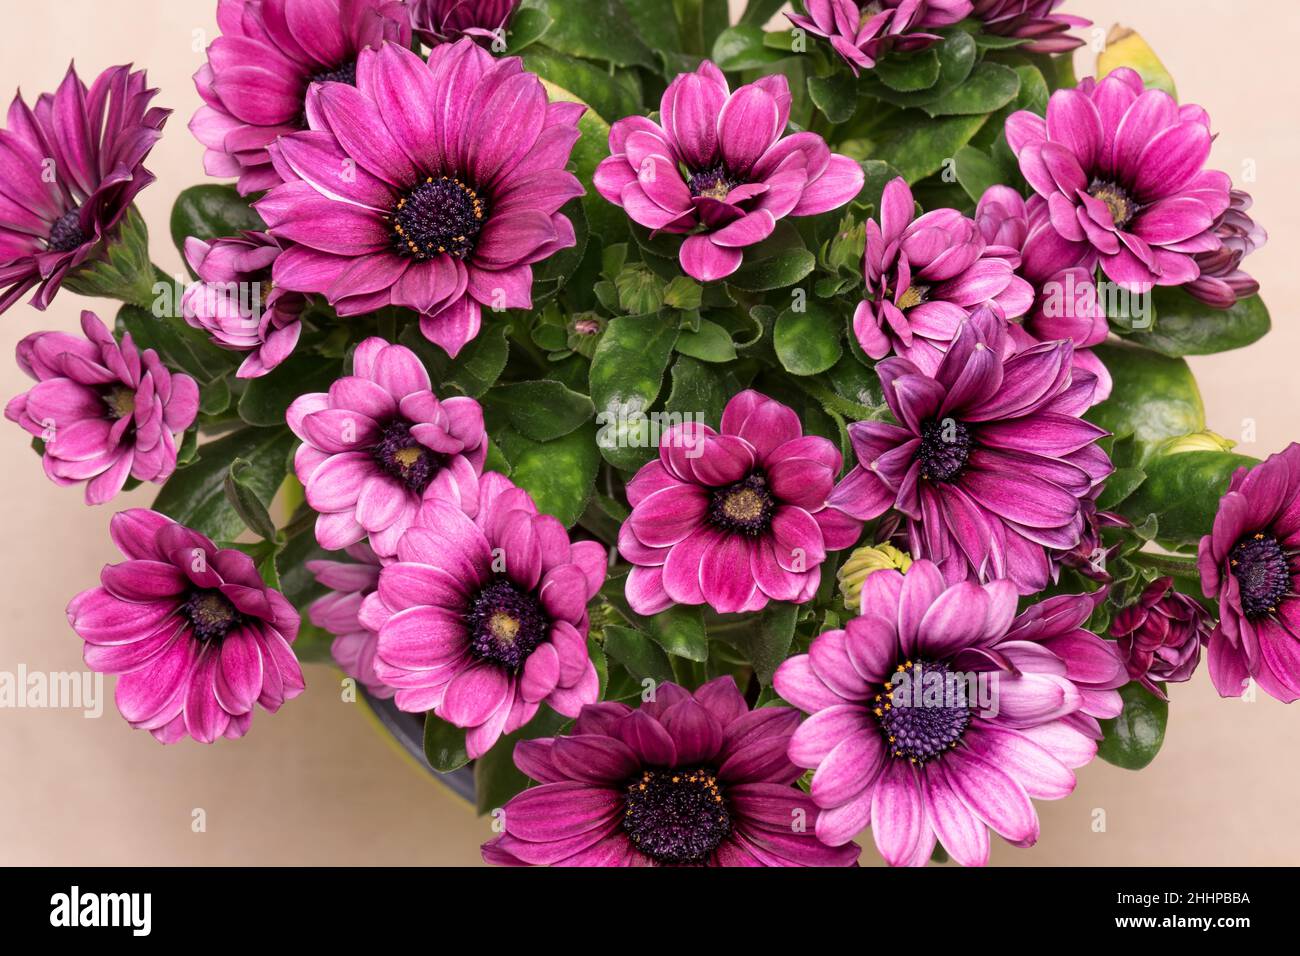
1129;550;1202;579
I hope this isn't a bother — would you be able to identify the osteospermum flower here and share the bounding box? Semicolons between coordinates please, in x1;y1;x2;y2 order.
181;231;307;378
307;541;390;698
190;0;410;195
829;308;1111;595
619;390;863;615
853;177;1033;375
257;39;583;357
366;474;606;757
787;1;972;74
593;62;864;282
774;561;1125;865
66;509;306;743
1110;577;1209;699
411;0;519;46
970;1;1089;52
0;63;167;312
1198;444;1300;703
5;311;198;504
1187;189;1267;309
481;676;860;866
1005;66;1232;291
286;336;486;556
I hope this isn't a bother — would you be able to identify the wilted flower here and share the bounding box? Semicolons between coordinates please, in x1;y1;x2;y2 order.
594;62;863;283
787;1;973;74
410;0;519;47
181;231;307;379
307;541;390;698
970;1;1089;52
190;0;410;194
1187;189;1267;309
1110;577;1210;698
5;311;198;504
367;473;607;757
481;677;859;866
66;509;305;743
838;542;912;610
0;63;167;312
258;40;583;357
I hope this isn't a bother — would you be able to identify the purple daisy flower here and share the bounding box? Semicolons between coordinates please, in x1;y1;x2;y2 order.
593;62;864;283
481;676;860;866
970;1;1089;53
190;0;411;195
1110;577;1209;700
852;177;1034;376
307;540;391;698
286;336;487;556
1198;444;1300;703
1187;188;1268;309
787;1;973;74
1005;66;1232;292
66;509;306;744
975;185;1111;403
365;473;607;757
410;0;520;47
181;231;307;379
618;390;863;616
0;63;167;312
829;308;1112;595
774;560;1125;865
5;311;199;505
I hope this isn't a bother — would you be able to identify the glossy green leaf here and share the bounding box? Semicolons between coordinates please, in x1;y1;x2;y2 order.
525;0;655;67
713;24;787;69
589;313;679;469
920;62;1020;117
1127;289;1270;357
675;319;737;363
953;145;1008;203
1097;681;1169;770
423;713;469;773
223;458;278;540
116;304;239;386
504;6;553;52
739;0;787;26
774;300;843;376
237;352;341;427
603;625;675;683
1086;341;1205;457
1120;450;1258;548
538;79;626;241
664;355;729;428
875;49;941;92
722;602;797;685
873;113;988;184
496;422;600;527
169;184;265;260
486;380;595;441
522;44;640;127
399;320;510;398
808;71;859;123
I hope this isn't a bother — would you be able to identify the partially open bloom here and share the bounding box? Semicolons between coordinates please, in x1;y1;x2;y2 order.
838;542;913;610
66;509;305;743
1006;67;1231;292
190;0;410;195
787;1;972;74
594;63;863;282
774;561;1125;865
970;1;1088;52
182;231;307;378
287;336;486;556
1110;577;1209;699
307;541;390;698
367;474;607;757
0;63;167;312
5;311;199;504
1198;444;1300;703
829;309;1111;595
619;390;862;616
481;676;860;866
257;39;582;357
411;0;520;47
1187;189;1267;309
853;178;1033;374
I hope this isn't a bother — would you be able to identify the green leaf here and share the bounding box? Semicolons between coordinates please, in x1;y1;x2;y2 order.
589;314;679;469
473;706;570;814
521;44;641;128
675;319;737;363
663;275;703;311
1120;450;1258;548
920;62;1020;117
504;6;553;52
538;79;625;241
399;320;509;398
726;226;816;292
807;71;859;124
486;380;595;442
496;422;600;527
1086;341;1205;458
603;625;675;683
739;0;787;26
953;145;1009;203
873;113;988;184
116;303;239;386
642;603;709;661
223;458;279;540
665;355;729;428
524;0;655;67
169;184;265;260
423;713;469;773
615;263;667;314
713;24;788;70
621;0;682;52
1097;681;1169;770
1098;27;1177;100
774;300;843;376
1127;289;1270;357
722;602;798;685
153;427;296;541
237;352;341;427
875;49;941;92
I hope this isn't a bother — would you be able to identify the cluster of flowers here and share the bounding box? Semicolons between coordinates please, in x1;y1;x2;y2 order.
0;0;1287;867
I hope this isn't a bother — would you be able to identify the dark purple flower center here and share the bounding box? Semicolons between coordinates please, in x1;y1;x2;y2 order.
183;589;243;643
466;578;549;671
1230;532;1293;618
708;471;775;535
48;208;87;253
687;164;742;201
101;385;137;420
875;659;972;765
371;420;443;494
391;175;488;261
622;766;731;865
1088;179;1139;230
918;418;973;482
310;59;358;87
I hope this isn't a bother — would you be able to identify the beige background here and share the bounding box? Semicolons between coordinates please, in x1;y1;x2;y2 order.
0;0;1296;866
